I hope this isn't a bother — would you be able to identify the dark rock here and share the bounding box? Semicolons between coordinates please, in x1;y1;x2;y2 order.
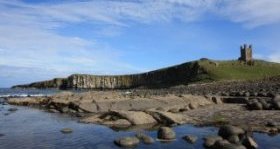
227;135;240;144
242;136;258;149
60;107;69;113
135;133;154;144
60;128;73;134
203;136;223;148
218;125;245;139
249;102;263;110
182;135;197;144
8;107;18;112
266;121;277;127
157;127;176;140
114;137;140;147
48;109;60;113
213;140;246;149
142;135;154;144
0;133;4;137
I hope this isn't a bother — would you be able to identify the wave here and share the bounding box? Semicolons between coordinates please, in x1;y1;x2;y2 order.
0;94;47;98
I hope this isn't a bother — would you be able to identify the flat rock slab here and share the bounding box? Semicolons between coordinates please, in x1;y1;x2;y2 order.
7;97;48;105
147;110;191;125
110;110;157;125
80;110;157;126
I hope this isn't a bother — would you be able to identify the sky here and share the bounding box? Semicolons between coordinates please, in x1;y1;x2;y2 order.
0;0;280;87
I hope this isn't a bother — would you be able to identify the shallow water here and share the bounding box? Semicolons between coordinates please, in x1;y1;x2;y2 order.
1;103;280;149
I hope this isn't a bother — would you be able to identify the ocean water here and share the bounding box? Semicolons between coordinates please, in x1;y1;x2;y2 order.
0;88;59;98
1;89;280;149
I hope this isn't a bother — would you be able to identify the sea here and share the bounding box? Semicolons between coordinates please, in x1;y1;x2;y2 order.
1;88;280;149
0;88;59;98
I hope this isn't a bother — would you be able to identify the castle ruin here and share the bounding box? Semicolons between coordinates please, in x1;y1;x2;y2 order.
239;44;253;62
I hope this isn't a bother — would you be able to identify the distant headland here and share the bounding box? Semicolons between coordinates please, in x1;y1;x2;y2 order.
12;44;280;89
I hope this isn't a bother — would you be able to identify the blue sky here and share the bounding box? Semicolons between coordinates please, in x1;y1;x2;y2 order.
0;0;280;87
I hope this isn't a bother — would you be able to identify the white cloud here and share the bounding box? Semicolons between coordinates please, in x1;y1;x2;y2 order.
0;0;280;87
219;0;280;28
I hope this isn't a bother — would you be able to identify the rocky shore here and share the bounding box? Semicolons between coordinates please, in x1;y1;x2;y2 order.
3;78;280;148
6;78;280;132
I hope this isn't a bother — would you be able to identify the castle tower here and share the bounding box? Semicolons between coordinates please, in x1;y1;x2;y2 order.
239;44;253;62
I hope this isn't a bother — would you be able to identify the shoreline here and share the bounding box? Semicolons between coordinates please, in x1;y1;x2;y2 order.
5;78;280;134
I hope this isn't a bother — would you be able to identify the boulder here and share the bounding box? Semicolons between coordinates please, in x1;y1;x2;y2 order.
182;135;197;144
227;135;240;144
213;140;246;149
203;136;223;148
142;135;154;144
248;102;263;110
218;125;245;139
157;127;176;140
135;133;154;144
114;137;140;147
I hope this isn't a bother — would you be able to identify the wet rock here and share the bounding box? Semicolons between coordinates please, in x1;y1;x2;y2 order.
60;128;73;134
203;136;223;148
135;133;154;144
242;136;258;149
157;127;176;140
182;135;197;144
213;140;246;149
48;109;60;113
60;107;69;113
218;125;245;139
114;137;140;147
142;135;154;144
106;119;132;127
8;107;18;112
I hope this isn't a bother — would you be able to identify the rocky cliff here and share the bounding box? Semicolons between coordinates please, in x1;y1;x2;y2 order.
12;60;210;89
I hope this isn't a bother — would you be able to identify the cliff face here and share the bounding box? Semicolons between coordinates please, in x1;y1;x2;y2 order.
12;61;210;89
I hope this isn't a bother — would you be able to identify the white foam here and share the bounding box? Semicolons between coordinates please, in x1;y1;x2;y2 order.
0;94;46;98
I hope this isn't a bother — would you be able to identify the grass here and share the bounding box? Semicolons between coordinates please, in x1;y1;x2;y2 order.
198;59;280;81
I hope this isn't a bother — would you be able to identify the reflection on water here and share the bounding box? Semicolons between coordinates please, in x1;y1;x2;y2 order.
1;102;280;149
